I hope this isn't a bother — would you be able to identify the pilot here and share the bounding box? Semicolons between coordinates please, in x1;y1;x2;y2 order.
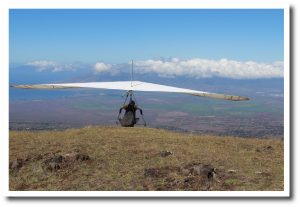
119;100;143;121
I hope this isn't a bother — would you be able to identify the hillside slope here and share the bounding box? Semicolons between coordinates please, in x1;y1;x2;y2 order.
9;126;284;191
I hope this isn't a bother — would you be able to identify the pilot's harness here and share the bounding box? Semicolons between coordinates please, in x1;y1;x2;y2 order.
116;90;147;127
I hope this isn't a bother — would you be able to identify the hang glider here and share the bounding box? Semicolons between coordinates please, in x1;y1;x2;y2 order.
10;81;249;101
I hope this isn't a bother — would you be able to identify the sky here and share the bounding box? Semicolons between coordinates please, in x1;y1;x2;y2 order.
9;9;284;80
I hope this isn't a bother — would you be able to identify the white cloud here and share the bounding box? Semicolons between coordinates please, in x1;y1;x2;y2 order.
93;62;113;73
92;62;130;76
52;67;64;72
26;61;82;73
29;58;284;79
64;64;73;71
35;67;47;72
127;58;284;79
26;61;60;68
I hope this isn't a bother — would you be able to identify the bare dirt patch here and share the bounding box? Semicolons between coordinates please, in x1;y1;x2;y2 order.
10;148;91;174
142;162;228;191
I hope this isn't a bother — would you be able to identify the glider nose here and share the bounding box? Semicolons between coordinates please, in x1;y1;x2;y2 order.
242;97;250;101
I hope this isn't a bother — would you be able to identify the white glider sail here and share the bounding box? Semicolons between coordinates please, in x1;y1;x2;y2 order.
11;81;249;101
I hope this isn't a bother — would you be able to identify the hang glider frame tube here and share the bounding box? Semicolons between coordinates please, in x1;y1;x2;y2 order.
180;92;249;101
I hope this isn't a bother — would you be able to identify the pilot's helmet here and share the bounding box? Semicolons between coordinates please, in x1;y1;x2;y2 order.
130;100;135;105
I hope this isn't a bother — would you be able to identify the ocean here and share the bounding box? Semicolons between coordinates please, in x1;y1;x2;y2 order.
9;72;78;100
9;87;77;100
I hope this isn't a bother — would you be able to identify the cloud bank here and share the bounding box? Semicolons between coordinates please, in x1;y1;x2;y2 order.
28;57;284;79
92;57;284;79
26;61;81;72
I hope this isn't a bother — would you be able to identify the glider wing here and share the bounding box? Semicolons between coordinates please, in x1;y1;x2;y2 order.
10;81;249;101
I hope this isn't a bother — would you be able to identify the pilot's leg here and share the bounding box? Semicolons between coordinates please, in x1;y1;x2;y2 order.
133;112;136;124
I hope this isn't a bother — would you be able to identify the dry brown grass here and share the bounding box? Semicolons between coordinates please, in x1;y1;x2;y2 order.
9;126;284;191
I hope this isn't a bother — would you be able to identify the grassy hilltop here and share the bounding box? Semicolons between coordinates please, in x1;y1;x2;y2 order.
9;126;284;191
